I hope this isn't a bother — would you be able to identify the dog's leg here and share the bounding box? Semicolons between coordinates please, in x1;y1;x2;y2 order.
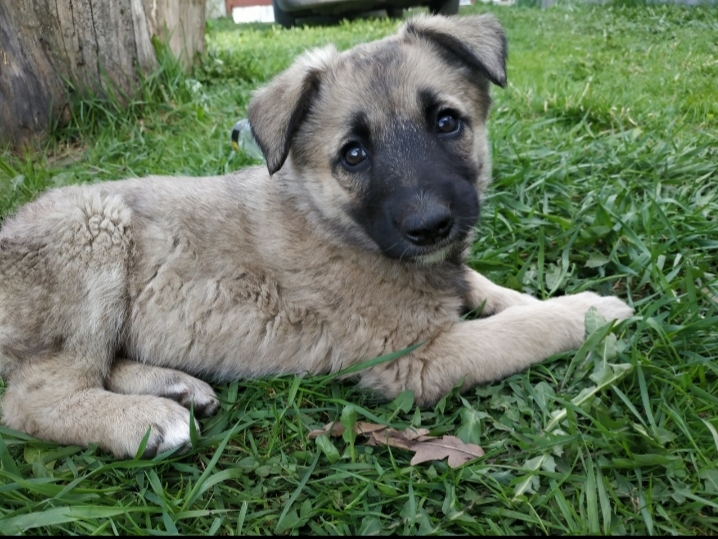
360;292;633;406
2;356;198;458
463;267;540;316
0;187;198;458
106;359;219;418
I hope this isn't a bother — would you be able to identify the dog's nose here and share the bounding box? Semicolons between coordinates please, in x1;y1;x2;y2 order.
401;209;454;246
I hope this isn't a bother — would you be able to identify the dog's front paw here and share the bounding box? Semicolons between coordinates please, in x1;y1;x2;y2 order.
162;376;219;418
106;360;220;419
591;295;634;322
548;291;634;323
150;404;198;457
129;399;199;459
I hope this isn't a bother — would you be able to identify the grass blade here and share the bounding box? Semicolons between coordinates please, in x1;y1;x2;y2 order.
275;451;320;534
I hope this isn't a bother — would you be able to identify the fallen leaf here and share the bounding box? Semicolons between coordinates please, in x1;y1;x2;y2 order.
356;422;389;436
307;420;483;468
409;435;484;467
366;427;430;448
362;425;429;449
307;421;386;440
308;422;345;439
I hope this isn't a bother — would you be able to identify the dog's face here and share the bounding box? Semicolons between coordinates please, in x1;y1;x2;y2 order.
249;15;507;264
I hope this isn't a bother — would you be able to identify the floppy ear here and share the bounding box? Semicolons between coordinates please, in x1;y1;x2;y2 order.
247;45;337;175
400;14;507;88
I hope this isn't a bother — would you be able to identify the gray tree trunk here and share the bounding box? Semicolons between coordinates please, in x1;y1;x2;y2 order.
0;0;205;150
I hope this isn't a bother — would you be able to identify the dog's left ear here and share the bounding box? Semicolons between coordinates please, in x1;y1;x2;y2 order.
248;45;337;175
400;14;507;88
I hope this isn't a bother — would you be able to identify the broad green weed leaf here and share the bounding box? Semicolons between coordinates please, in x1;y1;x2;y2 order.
389;390;414;413
315;435;340;464
456;407;489;445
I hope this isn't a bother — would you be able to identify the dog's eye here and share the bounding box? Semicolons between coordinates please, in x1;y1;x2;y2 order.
342;144;368;168
436;112;460;135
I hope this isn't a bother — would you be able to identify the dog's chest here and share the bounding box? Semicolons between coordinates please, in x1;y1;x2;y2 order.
124;255;459;378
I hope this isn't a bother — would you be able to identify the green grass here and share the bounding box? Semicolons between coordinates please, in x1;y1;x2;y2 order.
1;1;718;535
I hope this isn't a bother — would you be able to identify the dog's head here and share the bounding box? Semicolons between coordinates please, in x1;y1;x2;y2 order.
248;14;507;264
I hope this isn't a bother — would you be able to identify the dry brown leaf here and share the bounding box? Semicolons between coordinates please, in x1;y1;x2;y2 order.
366;427;430;448
307;420;483;468
400;427;431;441
307;422;345;439
355;422;389;436
409;435;485;468
307;421;389;440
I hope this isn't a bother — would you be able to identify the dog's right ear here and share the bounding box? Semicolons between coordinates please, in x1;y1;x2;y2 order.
248;45;337;175
400;14;507;89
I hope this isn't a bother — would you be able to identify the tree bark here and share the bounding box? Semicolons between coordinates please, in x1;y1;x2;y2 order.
0;0;205;150
143;0;206;68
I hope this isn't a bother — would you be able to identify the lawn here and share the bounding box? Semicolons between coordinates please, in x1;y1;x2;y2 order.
1;1;717;535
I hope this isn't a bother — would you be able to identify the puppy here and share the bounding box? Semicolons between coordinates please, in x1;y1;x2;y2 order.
0;14;632;458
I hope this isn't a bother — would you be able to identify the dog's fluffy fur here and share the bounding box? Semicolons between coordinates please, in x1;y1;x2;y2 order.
0;14;632;458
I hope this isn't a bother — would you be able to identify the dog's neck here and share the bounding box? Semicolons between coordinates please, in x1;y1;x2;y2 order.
261;165;469;298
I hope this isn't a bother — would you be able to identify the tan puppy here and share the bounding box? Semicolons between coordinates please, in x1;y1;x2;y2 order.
0;14;632;458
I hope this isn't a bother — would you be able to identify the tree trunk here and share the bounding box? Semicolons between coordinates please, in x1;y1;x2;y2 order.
0;0;205;150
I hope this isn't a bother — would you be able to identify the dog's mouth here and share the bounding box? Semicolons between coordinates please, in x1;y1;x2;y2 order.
410;243;455;266
361;197;478;265
396;231;464;265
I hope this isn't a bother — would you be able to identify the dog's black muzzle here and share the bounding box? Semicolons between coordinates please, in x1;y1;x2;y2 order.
360;176;479;262
349;123;481;263
400;205;455;247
